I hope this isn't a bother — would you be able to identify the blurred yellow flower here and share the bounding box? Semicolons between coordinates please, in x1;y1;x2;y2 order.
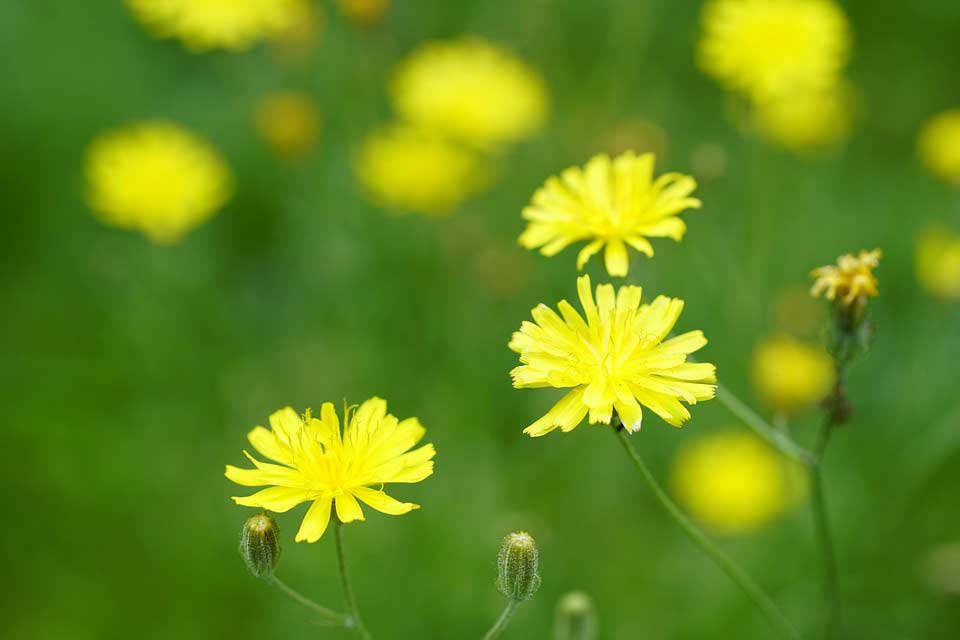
699;0;850;102
337;0;390;25
510;275;716;436
356;124;489;215
810;248;882;305
519;152;701;277
753;83;854;152
917;109;960;187
126;0;308;51
255;91;321;160
85;121;232;243
916;225;960;301
672;430;805;533
751;335;835;413
226;400;435;543
390;37;548;149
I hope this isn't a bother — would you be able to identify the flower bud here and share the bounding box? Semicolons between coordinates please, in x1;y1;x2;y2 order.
554;591;597;640
240;513;281;579
497;531;541;602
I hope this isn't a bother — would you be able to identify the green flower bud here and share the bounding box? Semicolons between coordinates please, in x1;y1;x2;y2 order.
554;591;597;640
240;513;281;579
497;531;541;602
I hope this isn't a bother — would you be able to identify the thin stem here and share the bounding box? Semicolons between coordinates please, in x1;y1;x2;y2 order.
335;519;372;640
615;428;800;640
269;576;348;626
810;418;839;639
482;600;521;640
716;384;816;467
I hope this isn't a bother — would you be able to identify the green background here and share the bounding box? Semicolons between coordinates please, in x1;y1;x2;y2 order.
3;1;960;638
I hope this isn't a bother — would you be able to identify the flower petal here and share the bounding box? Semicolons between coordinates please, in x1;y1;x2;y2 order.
295;497;333;543
335;493;365;523
353;487;419;515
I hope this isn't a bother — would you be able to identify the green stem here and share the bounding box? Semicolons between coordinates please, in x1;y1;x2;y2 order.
269;576;348;626
615;428;800;640
810;418;839;639
716;384;816;467
482;600;521;640
335;519;372;640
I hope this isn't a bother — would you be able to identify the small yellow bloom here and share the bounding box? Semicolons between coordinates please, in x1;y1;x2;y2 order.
356;124;489;215
699;0;850;102
126;0;308;51
390;37;548;149
337;0;390;25
226;399;435;543
509;275;717;436
519;152;701;277
751;335;835;413
255;91;321;160
810;249;882;305
917;109;960;187
916;225;960;301
753;83;854;152
85;121;232;243
672;430;806;533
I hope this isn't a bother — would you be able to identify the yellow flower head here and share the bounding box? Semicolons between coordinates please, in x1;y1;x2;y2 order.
356;124;489;215
672;430;806;533
751;335;835;413
699;0;850;102
255;91;321;160
753;82;854;152
337;0;390;25
126;0;308;51
810;249;882;305
519;152;701;277
509;275;717;436
917;109;960;187
85;121;232;244
390;37;548;149
226;399;436;543
916;225;960;301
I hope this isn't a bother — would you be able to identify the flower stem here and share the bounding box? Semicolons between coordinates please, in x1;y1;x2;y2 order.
269;576;348;626
716;384;816;467
615;428;800;640
810;418;840;639
482;600;521;640
335;519;372;640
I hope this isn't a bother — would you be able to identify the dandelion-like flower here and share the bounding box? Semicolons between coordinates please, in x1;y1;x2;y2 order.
255;91;321;160
337;0;390;25
509;275;717;436
917;109;960;187
753;83;854;153
810;249;882;305
699;0;850;102
85;121;232;243
916;225;960;301
225;399;435;543
751;335;835;413
519;152;701;277
390;37;548;149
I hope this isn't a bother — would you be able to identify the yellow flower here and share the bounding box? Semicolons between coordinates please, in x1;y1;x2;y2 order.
356;124;489;215
85;121;232;243
126;0;308;51
509;275;717;436
337;0;390;25
255;91;321;160
672;430;806;533
519;152;701;277
753;83;854;152
699;0;850;102
225;400;436;543
810;248;882;305
751;335;835;413
916;225;960;301
390;37;548;149
917;109;960;187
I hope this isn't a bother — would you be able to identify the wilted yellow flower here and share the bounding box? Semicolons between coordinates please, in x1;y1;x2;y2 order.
916;225;960;301
390;37;548;149
751;335;835;413
753;83;854;152
672;430;805;533
255;91;321;160
127;0;308;51
226;400;435;543
337;0;390;25
509;275;717;436
810;249;882;305
699;0;850;102
917;109;960;187
85;121;232;243
519;152;701;277
356;124;488;215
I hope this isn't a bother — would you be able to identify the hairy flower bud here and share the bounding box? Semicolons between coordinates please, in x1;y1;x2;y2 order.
554;591;597;640
497;531;541;602
240;513;281;579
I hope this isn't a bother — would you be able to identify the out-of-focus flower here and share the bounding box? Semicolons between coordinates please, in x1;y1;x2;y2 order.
355;124;489;215
917;109;960;187
271;0;324;58
126;0;308;51
916;225;960;301
810;249;882;305
689;143;729;183
85;121;232;243
519;152;701;277
554;591;598;640
510;275;716;436
753;83;855;152
255;91;321;160
698;0;850;102
672;430;806;533
337;0;390;25
225;401;435;543
599;120;669;159
390;37;548;149
751;335;835;414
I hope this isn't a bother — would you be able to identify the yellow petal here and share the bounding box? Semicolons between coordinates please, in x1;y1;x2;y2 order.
353;487;419;515
576;239;605;269
604;238;629;277
295;497;333;543
247;426;294;465
335;493;365;523
232;486;307;512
